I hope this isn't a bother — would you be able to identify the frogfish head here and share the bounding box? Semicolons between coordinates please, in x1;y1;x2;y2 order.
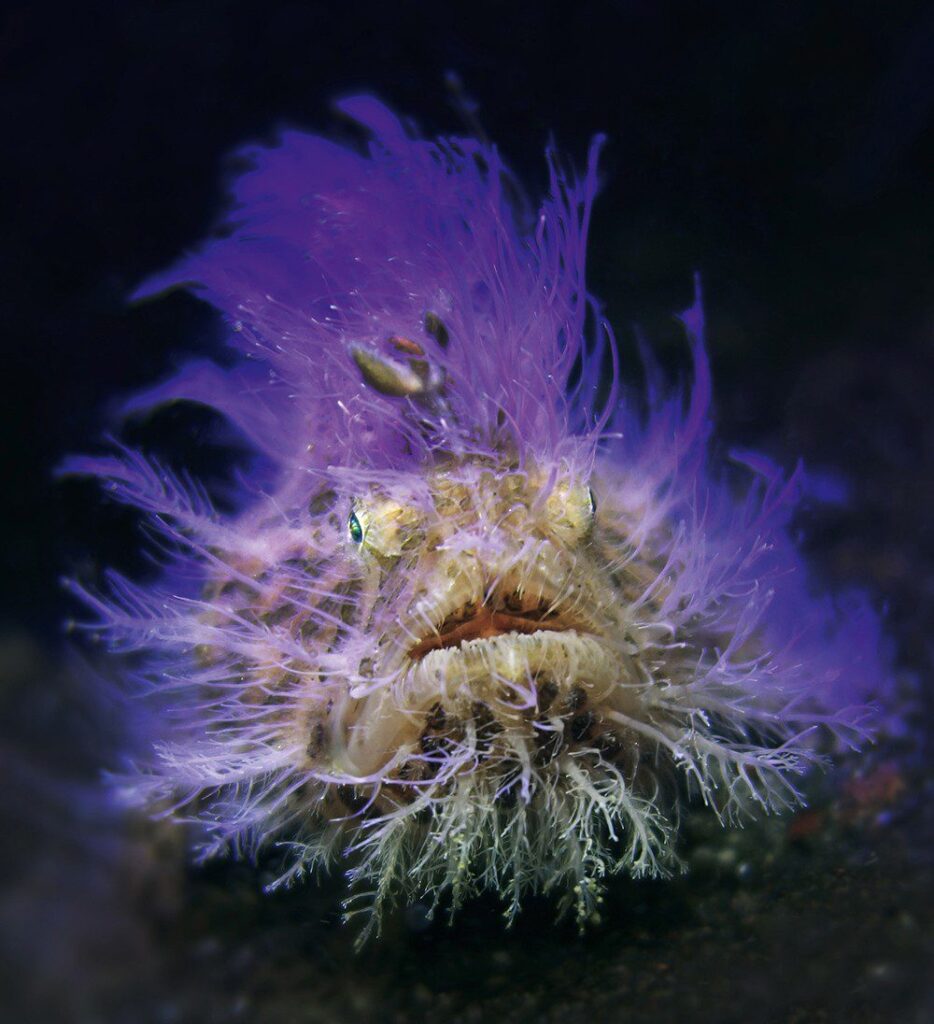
334;459;636;794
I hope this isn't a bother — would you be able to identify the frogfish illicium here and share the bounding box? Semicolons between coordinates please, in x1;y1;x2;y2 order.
68;98;888;938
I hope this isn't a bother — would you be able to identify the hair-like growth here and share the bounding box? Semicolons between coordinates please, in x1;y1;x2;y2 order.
67;98;887;939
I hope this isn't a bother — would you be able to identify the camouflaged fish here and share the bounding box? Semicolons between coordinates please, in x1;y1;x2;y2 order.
67;98;887;939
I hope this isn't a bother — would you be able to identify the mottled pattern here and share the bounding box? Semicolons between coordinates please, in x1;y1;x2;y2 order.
67;99;890;938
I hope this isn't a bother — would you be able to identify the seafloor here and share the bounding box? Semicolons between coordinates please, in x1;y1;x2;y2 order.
1;336;931;1024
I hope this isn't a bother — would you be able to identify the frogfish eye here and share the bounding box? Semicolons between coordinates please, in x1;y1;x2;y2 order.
587;486;597;518
348;510;364;544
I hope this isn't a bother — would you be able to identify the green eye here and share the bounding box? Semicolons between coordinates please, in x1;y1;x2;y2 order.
348;511;364;544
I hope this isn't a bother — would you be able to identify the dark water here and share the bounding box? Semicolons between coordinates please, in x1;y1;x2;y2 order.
2;2;932;1021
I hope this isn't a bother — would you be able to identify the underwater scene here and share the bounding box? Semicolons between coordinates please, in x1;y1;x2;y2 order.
3;2;931;1022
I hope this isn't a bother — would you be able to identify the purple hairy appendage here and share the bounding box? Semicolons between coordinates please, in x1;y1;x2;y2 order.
67;98;888;939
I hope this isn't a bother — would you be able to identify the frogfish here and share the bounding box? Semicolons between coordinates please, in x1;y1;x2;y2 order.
68;98;888;938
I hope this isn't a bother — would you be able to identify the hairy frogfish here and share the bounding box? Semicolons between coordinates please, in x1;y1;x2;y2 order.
67;98;888;938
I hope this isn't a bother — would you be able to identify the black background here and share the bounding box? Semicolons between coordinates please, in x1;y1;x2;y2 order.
2;2;932;1022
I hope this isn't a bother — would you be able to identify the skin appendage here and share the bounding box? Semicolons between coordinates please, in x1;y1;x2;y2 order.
66;98;888;941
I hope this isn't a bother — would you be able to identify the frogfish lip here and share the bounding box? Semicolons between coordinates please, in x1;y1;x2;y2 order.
408;601;577;661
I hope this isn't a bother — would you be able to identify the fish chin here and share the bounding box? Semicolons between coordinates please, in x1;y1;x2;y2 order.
414;630;619;697
342;629;628;777
331;603;677;936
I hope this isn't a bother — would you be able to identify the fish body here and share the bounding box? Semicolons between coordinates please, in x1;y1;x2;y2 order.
69;98;887;936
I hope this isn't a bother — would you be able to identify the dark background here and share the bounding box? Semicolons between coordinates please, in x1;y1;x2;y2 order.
1;2;932;1022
